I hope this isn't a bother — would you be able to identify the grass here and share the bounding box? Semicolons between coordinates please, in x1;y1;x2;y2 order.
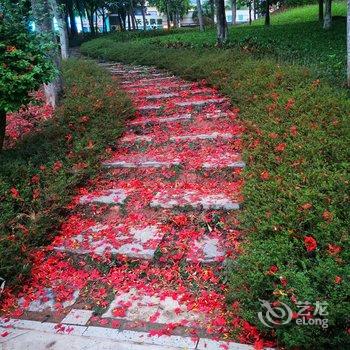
81;4;350;347
0;59;132;287
98;2;347;85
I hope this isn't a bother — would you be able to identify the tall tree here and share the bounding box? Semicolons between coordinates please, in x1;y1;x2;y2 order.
140;0;147;30
65;0;77;35
31;0;62;107
215;0;227;45
324;0;332;29
319;0;324;21
196;0;204;31
347;0;350;86
50;0;69;58
264;0;270;25
231;0;236;25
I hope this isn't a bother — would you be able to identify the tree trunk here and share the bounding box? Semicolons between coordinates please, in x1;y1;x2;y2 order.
141;0;147;30
265;0;270;25
173;12;178;27
49;0;69;59
101;8;107;33
66;0;77;36
254;0;257;19
196;0;204;31
87;11;95;33
31;0;62;108
0;109;6;151
130;1;136;30
324;0;332;29
215;0;228;45
347;0;350;86
319;0;324;21
209;0;215;23
166;2;171;29
127;12;131;30
231;0;236;25
249;2;252;24
95;12;98;32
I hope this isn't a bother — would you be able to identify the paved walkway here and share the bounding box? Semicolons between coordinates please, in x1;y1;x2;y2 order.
0;63;255;349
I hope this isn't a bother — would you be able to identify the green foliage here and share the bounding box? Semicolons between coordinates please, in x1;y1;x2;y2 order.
0;59;133;286
0;0;54;113
109;2;346;85
81;10;350;347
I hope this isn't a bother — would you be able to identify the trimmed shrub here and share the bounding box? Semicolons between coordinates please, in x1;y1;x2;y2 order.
0;59;133;286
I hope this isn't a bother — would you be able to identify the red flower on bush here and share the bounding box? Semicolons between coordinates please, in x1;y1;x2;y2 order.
322;210;333;222
334;276;342;284
285;98;295;112
260;170;270;181
53;161;63;172
290;125;298;136
267;265;278;275
328;244;341;256
275;143;286;152
9;187;19;199
304;236;317;252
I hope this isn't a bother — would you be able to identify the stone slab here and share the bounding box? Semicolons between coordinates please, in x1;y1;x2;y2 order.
197;338;253;350
202;161;245;169
170;132;236;142
62;309;94;326
0;328;184;350
79;189;127;205
150;191;240;210
19;288;79;312
103;160;180;169
129;114;192;126
127;84;194;93
55;225;164;260
1;319;86;336
138;105;162;111
120;135;153;143
146;93;179;100
175;98;226;107
187;237;225;263
102;288;202;324
84;327;197;349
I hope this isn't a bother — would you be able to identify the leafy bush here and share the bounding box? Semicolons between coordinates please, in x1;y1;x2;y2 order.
0;59;132;286
81;23;350;348
115;2;346;85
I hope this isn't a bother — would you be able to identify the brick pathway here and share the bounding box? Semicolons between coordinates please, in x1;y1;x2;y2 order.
1;63;252;349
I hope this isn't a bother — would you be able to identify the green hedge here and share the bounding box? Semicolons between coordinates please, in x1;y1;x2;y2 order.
81;34;350;348
0;59;133;286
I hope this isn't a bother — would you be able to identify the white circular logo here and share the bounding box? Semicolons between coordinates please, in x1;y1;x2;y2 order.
258;299;293;328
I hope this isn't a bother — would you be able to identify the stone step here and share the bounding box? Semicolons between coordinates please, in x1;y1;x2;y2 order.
102;288;205;325
122;77;178;88
186;236;225;263
150;190;240;210
175;98;227;107
79;189;127;205
145;92;180;100
138;104;162;112
170;132;239;142
103;160;180;168
128;114;192;126
103;154;244;170
54;224;164;260
126;83;195;93
120;132;240;144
